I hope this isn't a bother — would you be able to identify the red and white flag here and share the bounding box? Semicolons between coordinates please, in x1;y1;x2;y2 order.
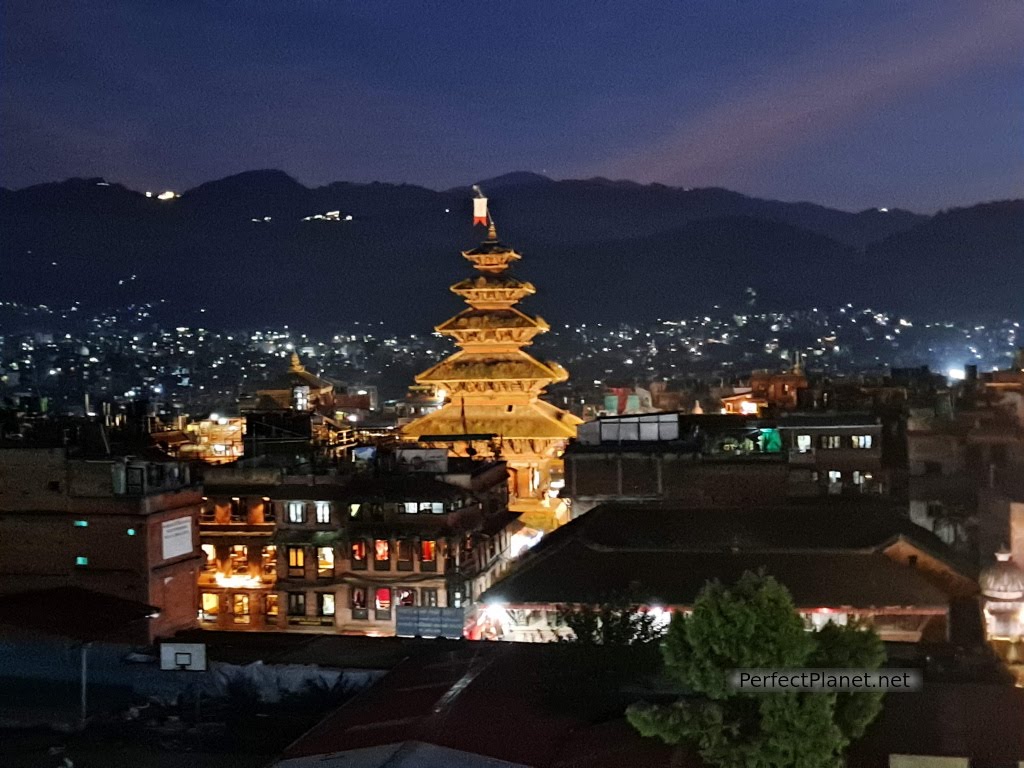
472;196;488;227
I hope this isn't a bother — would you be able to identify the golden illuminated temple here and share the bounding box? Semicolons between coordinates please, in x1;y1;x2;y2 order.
401;222;581;532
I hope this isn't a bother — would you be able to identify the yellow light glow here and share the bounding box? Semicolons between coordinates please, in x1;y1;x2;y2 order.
214;573;262;589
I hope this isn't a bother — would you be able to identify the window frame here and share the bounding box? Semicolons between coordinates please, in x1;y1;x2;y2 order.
287;501;306;524
315;501;332;525
287;546;306;578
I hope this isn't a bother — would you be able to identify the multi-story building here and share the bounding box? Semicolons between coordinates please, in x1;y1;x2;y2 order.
197;452;518;635
567;411;889;516
0;439;201;641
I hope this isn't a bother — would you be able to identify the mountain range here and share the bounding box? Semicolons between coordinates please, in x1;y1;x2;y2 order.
1;170;1021;330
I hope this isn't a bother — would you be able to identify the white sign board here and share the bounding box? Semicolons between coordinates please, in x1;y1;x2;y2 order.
396;448;449;473
160;642;207;671
161;517;193;560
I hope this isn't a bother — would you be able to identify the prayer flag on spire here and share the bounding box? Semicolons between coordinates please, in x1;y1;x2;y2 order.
472;186;488;227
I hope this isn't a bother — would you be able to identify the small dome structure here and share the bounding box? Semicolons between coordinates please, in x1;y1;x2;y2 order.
980;549;1024;601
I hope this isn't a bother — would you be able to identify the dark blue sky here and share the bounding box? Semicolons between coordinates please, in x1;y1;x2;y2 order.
3;1;1021;211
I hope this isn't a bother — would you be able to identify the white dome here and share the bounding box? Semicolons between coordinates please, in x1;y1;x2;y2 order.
980;550;1024;601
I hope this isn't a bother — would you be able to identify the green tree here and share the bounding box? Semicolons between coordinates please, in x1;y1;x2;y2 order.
627;571;885;768
544;598;666;717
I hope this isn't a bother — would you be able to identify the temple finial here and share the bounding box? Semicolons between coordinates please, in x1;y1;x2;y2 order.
487;221;498;240
289;352;304;372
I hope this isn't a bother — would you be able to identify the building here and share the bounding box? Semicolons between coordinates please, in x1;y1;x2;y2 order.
567;411;889;516
399;222;581;534
479;502;975;644
197;451;520;635
0;443;201;641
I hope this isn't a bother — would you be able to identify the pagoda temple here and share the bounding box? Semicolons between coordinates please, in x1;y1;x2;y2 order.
400;221;581;532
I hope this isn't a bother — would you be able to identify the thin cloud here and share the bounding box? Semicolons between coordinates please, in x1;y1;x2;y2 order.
593;4;1024;186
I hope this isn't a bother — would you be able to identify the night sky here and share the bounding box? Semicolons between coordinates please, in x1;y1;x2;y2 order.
3;1;1021;212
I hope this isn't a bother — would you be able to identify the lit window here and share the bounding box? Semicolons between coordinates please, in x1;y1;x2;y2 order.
317;547;335;578
820;435;841;449
352;587;367;610
315;501;331;524
75;556;88;566
201;544;216;572
229;545;248;575
74;520;89;528
348;503;361;518
265;593;279;618
852;435;873;449
375;588;392;612
287;502;305;524
233;594;250;624
795;434;811;453
431;502;444;515
422;588;438;607
200;592;219;621
351;539;368;570
420;540;437;571
403;502;418;514
318;593;335;617
126;528;136;536
262;545;277;576
396;588;416;607
287;546;305;577
374;539;390;560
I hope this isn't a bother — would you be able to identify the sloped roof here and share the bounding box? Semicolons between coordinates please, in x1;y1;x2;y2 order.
0;587;158;642
415;350;562;384
406;401;580;440
480;503;970;609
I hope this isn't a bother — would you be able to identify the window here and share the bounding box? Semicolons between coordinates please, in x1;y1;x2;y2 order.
293;385;309;411
318;592;336;617
74;519;89;528
397;540;414;571
201;544;217;572
76;556;88;566
126;466;144;494
487;537;497;560
229;545;248;575
351;586;368;620
374;539;390;570
200;592;219;621
287;501;306;524
287;592;306;616
827;471;842;494
265;593;279;619
820;435;841;449
795;434;811;453
348;503;362;518
374;587;392;619
200;502;215;522
317;547;335;578
287;547;305;577
403;502;418;514
851;435;873;449
422;588;438;607
351;539;368;570
262;499;276;522
261;545;277;576
230;497;245;523
420;540;437;572
315;501;331;524
396;588;416;607
232;594;250;624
